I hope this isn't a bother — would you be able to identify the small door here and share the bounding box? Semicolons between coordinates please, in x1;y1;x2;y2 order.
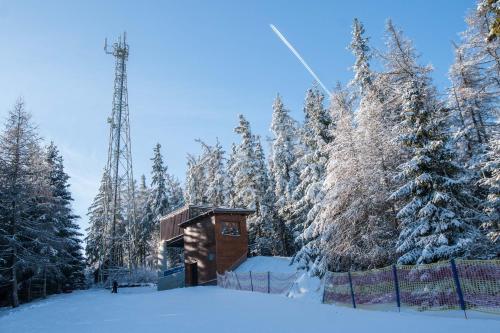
185;261;198;287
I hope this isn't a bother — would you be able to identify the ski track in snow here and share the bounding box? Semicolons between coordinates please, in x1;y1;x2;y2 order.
0;285;498;333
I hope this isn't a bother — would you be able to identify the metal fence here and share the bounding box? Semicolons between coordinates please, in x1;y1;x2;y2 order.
217;271;298;295
323;259;500;315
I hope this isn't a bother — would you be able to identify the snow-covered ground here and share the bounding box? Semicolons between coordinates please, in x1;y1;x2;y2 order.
1;285;498;333
1;256;498;333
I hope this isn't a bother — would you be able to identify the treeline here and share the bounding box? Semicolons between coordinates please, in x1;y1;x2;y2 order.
184;6;499;274
0;99;85;307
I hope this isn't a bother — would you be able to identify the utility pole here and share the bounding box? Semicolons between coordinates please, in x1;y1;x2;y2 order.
103;32;137;272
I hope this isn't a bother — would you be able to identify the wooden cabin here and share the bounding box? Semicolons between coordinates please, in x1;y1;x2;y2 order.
159;205;254;287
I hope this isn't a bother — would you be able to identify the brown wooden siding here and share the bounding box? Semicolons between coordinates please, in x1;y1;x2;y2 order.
183;216;217;285
160;205;213;242
214;214;248;274
160;207;188;242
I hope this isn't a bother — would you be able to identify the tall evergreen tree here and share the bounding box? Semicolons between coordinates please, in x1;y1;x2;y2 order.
45;143;84;290
185;154;206;205
0;99;48;307
230;115;272;252
85;171;111;271
143;144;171;265
290;88;333;256
269;95;299;255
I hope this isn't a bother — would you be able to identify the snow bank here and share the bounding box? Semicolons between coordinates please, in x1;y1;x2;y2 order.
0;286;497;333
236;256;323;302
236;256;297;273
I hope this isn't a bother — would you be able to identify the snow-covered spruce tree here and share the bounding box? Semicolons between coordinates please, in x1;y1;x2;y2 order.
390;77;490;264
448;42;497;171
185;153;206;205
0;99;47;307
250;135;274;255
479;138;500;245
225;143;238;208
143;143;171;266
290;88;333;260
44;143;85;290
230;115;273;254
269;95;300;256
196;139;227;207
27;144;60;298
85;171;112;273
133;175;150;266
298;86;365;274
352;18;399;266
165;173;184;211
465;1;500;88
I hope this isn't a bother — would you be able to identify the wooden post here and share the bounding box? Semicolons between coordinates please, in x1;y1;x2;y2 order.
249;271;254;292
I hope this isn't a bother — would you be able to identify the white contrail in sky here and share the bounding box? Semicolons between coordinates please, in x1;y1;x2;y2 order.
270;24;330;97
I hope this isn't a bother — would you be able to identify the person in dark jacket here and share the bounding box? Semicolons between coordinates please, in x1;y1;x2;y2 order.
112;281;118;293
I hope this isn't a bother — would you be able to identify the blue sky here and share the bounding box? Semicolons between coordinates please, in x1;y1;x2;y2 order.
0;0;475;233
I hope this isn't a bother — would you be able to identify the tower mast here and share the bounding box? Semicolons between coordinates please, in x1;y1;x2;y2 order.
104;32;137;271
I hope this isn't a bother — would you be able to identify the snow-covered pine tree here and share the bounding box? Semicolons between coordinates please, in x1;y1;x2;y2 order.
225;143;238;208
230;115;272;253
133;175;150;266
351;18;399;267
384;21;493;264
231;115;258;210
250;135;274;255
269;95;300;256
85;170;112;273
0;99;47;307
185;153;206;205
44;143;85;290
296;86;363;274
448;42;497;170
165;174;184;211
290;88;333;258
196;139;227;206
464;1;500;89
389;55;490;264
479;138;500;245
143;143;171;266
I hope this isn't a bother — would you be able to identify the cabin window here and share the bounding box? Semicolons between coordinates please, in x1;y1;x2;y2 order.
221;221;240;236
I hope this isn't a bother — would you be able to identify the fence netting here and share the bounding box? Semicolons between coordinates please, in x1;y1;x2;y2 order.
217;271;297;295
323;259;500;314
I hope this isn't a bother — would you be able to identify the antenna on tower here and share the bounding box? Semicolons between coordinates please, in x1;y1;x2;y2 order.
101;31;137;278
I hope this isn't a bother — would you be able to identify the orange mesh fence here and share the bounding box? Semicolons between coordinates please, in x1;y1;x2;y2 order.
323;259;500;315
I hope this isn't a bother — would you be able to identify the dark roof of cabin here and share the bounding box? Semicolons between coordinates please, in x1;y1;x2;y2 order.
160;204;214;221
179;207;255;228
